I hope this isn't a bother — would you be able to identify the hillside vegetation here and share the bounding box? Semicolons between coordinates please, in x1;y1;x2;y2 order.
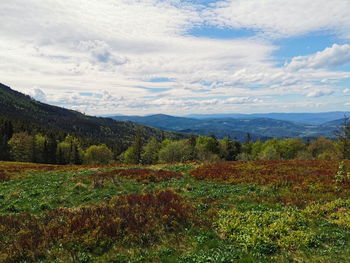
1;160;350;262
0;83;185;161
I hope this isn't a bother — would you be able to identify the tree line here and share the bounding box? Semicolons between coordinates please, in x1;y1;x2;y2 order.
1;116;350;165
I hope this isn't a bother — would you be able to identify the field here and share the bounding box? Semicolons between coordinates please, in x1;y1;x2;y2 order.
1;160;350;262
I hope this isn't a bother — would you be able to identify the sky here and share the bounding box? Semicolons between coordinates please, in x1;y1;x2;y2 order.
1;0;350;116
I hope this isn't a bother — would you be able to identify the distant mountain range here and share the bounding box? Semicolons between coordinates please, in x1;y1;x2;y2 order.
185;112;349;125
0;83;184;149
1;82;346;145
111;114;346;141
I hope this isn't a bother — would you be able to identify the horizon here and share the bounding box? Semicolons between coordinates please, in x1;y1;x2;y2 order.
101;111;350;117
1;1;350;115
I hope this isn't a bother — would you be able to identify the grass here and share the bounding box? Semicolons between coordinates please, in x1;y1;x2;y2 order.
1;160;350;262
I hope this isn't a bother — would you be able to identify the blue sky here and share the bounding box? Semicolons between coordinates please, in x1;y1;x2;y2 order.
1;0;350;115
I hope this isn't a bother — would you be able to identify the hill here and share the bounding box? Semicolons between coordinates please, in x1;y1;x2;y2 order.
186;112;349;125
111;114;339;140
0;83;184;151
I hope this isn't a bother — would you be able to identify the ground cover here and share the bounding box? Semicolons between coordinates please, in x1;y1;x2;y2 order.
1;160;350;262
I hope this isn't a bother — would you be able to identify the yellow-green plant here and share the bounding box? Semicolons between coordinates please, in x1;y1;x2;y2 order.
335;161;350;183
216;208;317;254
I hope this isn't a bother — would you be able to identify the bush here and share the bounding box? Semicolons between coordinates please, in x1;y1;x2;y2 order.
159;140;193;163
84;144;114;164
0;170;10;181
305;199;350;229
0;190;195;262
216;208;317;254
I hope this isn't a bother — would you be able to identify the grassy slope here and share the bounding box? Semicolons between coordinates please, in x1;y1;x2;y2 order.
1;161;350;262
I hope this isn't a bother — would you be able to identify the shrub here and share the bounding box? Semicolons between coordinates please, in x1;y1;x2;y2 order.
0;190;195;262
159;140;193;163
335;161;350;183
90;168;182;185
216;208;317;254
0;170;10;181
305;199;350;229
84;144;114;164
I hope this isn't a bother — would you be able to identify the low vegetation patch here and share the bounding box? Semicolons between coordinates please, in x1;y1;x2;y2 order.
0;190;194;262
1;160;350;262
216;208;317;255
91;168;182;185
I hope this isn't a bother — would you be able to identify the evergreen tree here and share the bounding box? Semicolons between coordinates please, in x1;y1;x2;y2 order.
132;128;143;164
336;116;350;159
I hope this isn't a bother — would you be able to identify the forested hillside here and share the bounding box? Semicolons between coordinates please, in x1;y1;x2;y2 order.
0;83;185;162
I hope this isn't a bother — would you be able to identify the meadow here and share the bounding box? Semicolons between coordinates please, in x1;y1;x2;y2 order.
1;160;350;262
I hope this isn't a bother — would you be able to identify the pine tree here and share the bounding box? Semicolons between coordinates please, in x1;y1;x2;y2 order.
336;116;350;159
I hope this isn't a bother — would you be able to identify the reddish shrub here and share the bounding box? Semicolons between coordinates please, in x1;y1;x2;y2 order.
0;190;194;262
91;168;182;185
191;160;350;206
0;170;10;181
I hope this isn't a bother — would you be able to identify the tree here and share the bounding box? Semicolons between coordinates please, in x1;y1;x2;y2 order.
219;137;242;161
279;138;305;160
307;137;340;159
121;146;138;164
336;116;350;159
8;132;34;162
259;145;280;160
33;134;47;163
259;139;282;160
196;136;220;156
141;138;160;164
250;140;264;160
56;135;82;164
121;129;144;164
158;140;193;163
0;119;13;161
84;144;114;164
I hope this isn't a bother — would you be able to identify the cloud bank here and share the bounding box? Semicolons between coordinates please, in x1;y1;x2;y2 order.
0;0;349;115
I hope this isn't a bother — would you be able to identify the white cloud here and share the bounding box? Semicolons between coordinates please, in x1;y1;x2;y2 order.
29;88;47;102
286;44;350;71
306;88;334;98
206;0;350;38
0;0;349;115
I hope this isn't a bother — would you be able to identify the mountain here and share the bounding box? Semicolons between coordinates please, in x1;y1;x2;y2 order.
0;83;184;151
111;114;340;140
113;114;203;131
186;112;349;125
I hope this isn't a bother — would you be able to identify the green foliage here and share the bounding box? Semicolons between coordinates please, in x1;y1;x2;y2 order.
122;145;139;164
217;208;317;254
305;199;350;229
84;144;114;164
141;138;160;164
159;140;193;163
218;137;241;161
335;161;350;183
279;138;305;159
308;137;341;159
56;135;83;164
335;116;350;159
8;132;33;162
33;134;47;163
238;137;339;161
